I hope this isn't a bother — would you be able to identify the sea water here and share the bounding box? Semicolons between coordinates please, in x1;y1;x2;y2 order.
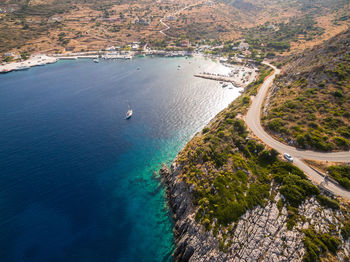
0;56;242;262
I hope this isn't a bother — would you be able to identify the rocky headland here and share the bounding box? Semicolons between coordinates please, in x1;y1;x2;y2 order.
161;163;350;261
160;56;350;261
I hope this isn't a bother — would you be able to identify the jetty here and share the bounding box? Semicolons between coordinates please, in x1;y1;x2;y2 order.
194;73;244;87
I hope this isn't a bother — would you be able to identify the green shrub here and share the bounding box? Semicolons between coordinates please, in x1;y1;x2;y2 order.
316;195;340;209
337;126;350;138
203;127;210;134
333;90;344;98
245;182;270;209
303;229;341;261
333;136;349;148
277;199;284;211
233;119;247;135
203;218;211;230
204;134;213;142
327;165;350;190
341;221;350;240
246;140;264;155
242;96;250;104
272;162;319;207
286;206;299;230
217;131;225;138
267;118;284;132
216;201;246;225
259;149;278;164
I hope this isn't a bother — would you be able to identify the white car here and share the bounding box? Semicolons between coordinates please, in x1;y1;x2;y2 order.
283;153;293;162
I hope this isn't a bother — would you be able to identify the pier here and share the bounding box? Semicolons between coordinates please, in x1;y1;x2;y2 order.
194;74;244;87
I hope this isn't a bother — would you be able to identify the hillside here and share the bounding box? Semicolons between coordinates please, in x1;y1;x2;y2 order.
162;66;350;261
263;29;350;151
0;0;349;57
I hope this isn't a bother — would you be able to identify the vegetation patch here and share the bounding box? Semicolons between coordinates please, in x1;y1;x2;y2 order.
242;16;324;54
302;228;341;262
264;30;350;151
316;195;340;210
327;165;350;190
341;221;350;240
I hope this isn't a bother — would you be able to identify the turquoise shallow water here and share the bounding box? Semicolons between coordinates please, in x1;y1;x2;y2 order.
0;56;241;262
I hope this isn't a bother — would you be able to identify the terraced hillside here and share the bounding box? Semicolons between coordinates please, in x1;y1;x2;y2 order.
263;29;350;151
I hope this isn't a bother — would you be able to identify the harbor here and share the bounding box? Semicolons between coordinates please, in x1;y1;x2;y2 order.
0;49;194;74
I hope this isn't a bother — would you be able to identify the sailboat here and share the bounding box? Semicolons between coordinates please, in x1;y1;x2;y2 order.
125;104;133;119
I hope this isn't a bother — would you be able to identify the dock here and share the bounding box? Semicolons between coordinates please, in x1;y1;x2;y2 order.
194;74;244;87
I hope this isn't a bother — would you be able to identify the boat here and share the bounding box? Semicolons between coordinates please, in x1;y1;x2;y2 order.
93;58;99;63
222;83;228;88
125;104;133;119
16;65;30;71
0;69;10;74
219;81;223;84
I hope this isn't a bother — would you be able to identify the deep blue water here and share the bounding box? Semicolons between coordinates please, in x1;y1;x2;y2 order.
0;56;241;262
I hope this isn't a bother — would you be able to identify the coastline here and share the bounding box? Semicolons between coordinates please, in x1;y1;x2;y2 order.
159;67;252;261
0;56;241;261
159;60;350;261
0;50;193;74
0;51;258;87
159;94;241;262
0;53;258;260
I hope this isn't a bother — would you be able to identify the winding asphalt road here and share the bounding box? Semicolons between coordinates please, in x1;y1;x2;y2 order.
245;62;350;199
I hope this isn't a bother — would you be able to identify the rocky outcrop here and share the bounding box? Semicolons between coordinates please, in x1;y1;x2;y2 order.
161;164;350;261
161;163;225;261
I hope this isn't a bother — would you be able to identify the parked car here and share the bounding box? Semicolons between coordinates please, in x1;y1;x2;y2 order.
283;153;293;162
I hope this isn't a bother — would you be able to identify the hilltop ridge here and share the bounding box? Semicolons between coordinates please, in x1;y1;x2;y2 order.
0;0;349;58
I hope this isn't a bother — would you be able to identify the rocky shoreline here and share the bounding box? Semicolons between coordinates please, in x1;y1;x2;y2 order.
161;163;223;261
160;163;350;262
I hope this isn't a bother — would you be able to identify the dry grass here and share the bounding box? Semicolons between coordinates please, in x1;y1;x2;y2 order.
288;11;350;54
0;0;349;56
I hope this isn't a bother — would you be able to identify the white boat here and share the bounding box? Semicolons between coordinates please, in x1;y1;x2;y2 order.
93;58;99;63
125;104;133;119
16;65;30;71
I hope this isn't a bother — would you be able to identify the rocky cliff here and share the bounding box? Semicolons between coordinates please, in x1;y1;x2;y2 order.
161;164;350;261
